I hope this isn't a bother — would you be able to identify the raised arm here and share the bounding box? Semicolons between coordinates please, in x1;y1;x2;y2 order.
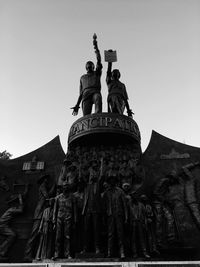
93;33;102;73
106;62;112;85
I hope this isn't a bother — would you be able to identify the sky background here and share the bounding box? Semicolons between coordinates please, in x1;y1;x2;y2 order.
1;0;200;158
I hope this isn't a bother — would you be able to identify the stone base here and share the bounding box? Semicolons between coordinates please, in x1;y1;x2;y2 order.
0;256;9;263
159;246;198;261
31;246;199;263
28;259;200;266
76;252;104;259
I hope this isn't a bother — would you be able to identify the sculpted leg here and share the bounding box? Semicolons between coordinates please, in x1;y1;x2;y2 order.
93;93;102;113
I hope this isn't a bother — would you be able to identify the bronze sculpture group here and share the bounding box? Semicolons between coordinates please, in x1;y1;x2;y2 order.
20;136;200;261
72;34;133;117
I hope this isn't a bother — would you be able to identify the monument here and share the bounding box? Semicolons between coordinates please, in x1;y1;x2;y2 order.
1;34;200;265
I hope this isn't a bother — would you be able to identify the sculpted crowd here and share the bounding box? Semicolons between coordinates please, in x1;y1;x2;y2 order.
0;145;200;261
20;145;200;261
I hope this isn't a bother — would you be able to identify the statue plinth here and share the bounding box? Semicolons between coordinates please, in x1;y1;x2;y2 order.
68;113;141;147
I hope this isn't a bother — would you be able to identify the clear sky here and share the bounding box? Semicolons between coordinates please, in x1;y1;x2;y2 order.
1;0;200;158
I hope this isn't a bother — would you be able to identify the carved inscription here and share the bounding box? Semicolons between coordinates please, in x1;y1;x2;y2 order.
69;114;140;142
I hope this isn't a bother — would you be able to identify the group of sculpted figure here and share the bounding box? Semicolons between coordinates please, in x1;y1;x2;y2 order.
18;148;200;262
60;144;143;187
0;154;200;261
71;34;133;118
23;158;155;261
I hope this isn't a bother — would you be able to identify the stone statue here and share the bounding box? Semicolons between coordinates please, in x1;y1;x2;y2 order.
24;174;55;261
119;159;133;186
140;195;159;256
102;171;127;259
127;194;150;259
35;199;54;260
152;172;179;248
73;182;84;253
72;33;102;116
81;159;102;254
59;160;78;192
181;162;200;230
106;50;133;117
52;182;77;259
0;194;24;258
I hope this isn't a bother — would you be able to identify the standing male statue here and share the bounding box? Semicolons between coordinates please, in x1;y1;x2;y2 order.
81;159;102;254
24;174;55;261
102;170;127;259
53;181;77;259
72;34;102;116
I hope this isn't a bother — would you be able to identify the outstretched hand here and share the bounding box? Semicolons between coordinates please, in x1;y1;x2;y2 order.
71;106;80;116
93;33;97;40
127;109;134;117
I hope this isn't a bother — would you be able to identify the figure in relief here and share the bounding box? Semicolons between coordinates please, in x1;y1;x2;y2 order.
0;194;24;258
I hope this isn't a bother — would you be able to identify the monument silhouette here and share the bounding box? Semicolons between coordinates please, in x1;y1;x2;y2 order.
1;34;200;264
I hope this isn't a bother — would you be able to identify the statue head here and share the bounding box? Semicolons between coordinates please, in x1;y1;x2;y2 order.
68;163;77;172
37;174;49;186
122;182;131;192
167;170;179;185
86;61;95;72
107;170;118;186
63;158;72;167
90;158;99;170
63;181;71;194
112;69;121;80
140;194;148;203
